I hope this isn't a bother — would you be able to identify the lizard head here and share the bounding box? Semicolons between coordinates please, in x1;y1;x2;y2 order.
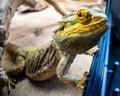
53;8;109;54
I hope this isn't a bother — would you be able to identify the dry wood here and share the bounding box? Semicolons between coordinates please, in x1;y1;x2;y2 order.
0;0;66;90
0;0;37;90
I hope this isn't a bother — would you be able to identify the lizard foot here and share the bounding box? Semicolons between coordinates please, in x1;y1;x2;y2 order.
77;71;91;90
7;78;17;95
86;45;99;56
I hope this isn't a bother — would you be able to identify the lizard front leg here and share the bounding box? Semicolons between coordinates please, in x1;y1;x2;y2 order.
56;53;79;87
56;53;90;90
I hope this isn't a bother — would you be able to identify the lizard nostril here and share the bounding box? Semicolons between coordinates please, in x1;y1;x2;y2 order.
93;17;96;20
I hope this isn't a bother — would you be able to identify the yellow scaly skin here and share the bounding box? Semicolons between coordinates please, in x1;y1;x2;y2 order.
1;8;108;92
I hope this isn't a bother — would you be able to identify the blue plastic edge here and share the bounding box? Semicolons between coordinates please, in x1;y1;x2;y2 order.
83;0;112;95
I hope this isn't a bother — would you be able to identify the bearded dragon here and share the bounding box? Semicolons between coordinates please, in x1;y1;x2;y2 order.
1;8;108;93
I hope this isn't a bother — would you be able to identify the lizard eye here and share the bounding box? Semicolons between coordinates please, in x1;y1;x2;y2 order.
77;9;88;19
77;9;90;23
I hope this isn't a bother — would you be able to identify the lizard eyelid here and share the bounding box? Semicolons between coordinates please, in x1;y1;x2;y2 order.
78;12;83;17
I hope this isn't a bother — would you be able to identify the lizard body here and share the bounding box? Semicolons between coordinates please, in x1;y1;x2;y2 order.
1;8;108;90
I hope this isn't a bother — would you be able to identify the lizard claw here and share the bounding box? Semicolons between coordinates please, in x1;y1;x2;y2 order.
77;71;91;90
7;78;17;95
86;45;99;56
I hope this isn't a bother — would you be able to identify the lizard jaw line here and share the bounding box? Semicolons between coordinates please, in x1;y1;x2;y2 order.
81;19;108;32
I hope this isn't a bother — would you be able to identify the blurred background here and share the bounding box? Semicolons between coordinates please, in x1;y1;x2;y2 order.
1;0;120;96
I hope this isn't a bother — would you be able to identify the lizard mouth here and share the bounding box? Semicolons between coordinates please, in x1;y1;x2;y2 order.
82;19;108;32
55;18;108;37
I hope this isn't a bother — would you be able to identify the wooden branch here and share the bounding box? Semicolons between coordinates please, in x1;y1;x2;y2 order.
0;0;37;90
45;0;66;16
0;0;66;90
0;0;37;55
